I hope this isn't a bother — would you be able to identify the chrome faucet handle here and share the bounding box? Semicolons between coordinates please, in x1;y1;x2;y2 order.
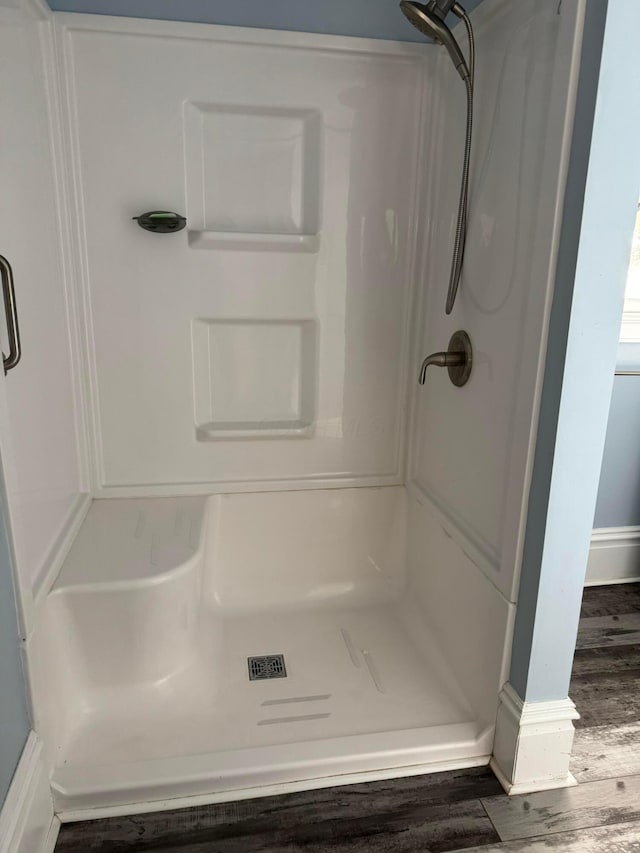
419;330;472;387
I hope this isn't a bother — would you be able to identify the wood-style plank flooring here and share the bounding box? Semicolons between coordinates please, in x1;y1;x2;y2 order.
56;583;640;852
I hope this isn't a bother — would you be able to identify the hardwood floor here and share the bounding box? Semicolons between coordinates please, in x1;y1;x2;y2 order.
56;583;640;852
54;769;505;852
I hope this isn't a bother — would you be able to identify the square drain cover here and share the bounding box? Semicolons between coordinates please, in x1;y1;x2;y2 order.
248;654;287;681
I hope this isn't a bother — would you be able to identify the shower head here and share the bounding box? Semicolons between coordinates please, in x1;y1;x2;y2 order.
399;0;470;81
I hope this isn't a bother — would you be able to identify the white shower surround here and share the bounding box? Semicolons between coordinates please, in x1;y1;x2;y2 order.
61;18;425;493
13;0;586;820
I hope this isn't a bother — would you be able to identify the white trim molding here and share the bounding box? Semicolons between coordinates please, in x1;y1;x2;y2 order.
33;493;91;609
491;683;580;796
585;526;640;586
620;310;640;344
0;733;59;853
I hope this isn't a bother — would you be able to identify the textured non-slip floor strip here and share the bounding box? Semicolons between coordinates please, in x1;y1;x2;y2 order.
261;695;331;707
256;713;331;725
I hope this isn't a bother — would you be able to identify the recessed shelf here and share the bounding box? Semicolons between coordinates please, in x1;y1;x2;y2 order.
192;319;317;441
196;419;314;441
183;103;321;251
188;231;320;253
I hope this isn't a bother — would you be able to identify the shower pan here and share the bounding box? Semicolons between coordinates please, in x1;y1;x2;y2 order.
43;490;494;812
0;0;588;823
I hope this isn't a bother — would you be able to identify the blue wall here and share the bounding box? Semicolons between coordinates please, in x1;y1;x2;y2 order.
46;0;483;41
509;0;640;702
594;373;640;528
0;490;29;806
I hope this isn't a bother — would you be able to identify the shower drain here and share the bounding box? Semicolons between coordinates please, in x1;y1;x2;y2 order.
248;654;287;681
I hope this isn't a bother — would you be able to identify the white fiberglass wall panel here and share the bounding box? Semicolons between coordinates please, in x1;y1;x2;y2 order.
409;0;584;600
0;2;85;617
60;19;425;492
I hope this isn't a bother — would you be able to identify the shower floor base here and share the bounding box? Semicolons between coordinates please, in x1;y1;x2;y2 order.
51;602;491;816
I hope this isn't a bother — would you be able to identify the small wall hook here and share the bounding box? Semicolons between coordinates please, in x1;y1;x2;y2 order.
133;211;187;233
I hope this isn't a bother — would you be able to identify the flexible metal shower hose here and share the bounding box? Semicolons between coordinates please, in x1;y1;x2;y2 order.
445;9;474;315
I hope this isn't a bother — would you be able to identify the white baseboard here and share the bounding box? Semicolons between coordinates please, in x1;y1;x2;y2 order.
41;820;60;853
0;733;58;853
585;526;640;586
491;683;579;795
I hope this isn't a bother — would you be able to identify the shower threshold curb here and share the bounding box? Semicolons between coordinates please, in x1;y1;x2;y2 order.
53;721;493;820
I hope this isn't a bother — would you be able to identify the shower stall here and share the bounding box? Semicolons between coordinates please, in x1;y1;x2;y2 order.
1;0;586;821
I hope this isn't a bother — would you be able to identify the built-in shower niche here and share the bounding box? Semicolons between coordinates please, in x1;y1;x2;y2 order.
192;318;317;440
184;103;321;252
